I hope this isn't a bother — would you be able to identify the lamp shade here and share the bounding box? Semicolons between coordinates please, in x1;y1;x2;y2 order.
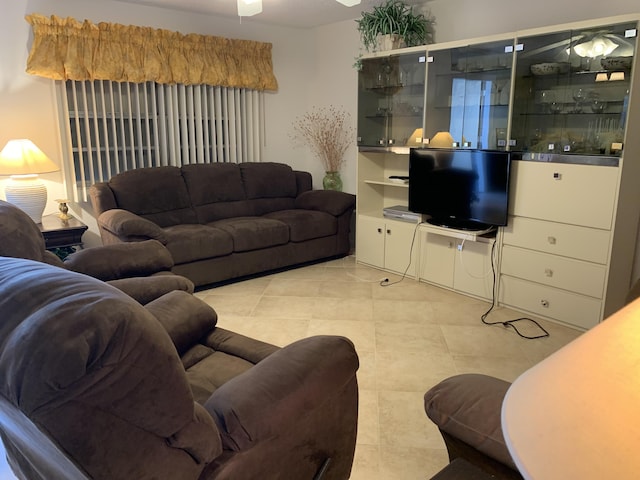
0;139;59;224
336;0;362;5
429;131;455;148
0;139;59;176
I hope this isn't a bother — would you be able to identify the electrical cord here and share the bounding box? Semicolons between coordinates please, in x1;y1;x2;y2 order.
379;221;422;287
481;240;550;340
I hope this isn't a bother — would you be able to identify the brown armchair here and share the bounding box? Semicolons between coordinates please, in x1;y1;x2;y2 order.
0;200;194;304
0;257;359;479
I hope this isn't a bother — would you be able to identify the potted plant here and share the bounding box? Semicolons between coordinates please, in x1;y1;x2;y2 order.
356;0;435;52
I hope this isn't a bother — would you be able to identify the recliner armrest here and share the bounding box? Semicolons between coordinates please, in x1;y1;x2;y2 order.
295;190;355;217
98;209;168;243
144;290;216;353
204;335;359;451
64;239;174;281
424;373;517;470
108;275;194;305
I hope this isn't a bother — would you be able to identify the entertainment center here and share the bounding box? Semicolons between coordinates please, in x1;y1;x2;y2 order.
355;14;640;330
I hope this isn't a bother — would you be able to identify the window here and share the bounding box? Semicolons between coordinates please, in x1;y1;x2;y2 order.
58;80;265;202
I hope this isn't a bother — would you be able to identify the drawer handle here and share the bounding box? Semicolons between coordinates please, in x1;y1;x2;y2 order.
540;299;550;308
387;229;391;235
553;172;562;180
547;236;557;245
544;268;554;277
377;228;383;234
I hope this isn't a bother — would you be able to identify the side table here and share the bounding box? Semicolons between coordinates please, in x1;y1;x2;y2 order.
39;213;88;251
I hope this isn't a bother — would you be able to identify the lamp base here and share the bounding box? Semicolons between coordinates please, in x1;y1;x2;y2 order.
4;175;47;224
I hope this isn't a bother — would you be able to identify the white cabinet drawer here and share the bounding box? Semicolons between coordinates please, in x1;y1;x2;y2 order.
501;245;606;298
499;276;602;329
502;217;610;264
509;160;618;229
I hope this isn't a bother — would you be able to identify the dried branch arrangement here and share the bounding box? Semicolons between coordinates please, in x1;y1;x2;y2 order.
290;105;355;172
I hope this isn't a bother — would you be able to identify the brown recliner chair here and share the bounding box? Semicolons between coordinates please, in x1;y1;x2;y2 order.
0;199;194;304
0;257;359;479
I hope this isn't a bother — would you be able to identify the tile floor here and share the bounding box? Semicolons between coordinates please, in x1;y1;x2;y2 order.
195;255;583;480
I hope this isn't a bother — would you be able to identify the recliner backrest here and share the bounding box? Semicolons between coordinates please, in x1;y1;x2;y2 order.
0;257;221;480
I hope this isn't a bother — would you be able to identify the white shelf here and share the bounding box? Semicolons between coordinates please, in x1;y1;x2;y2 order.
364;180;409;188
420;223;497;243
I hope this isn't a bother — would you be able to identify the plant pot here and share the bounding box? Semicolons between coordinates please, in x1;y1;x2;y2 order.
376;34;404;52
323;171;343;192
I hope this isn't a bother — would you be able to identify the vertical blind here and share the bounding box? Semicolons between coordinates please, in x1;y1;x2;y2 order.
59;80;265;202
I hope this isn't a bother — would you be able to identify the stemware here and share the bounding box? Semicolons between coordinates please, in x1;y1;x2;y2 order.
572;88;586;113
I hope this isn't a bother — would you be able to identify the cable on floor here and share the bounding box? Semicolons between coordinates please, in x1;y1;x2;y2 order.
481;239;550;340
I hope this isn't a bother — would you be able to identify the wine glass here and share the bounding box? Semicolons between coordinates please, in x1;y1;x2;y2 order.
572;88;586;113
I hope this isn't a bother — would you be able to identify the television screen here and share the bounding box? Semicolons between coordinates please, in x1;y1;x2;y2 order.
409;148;512;231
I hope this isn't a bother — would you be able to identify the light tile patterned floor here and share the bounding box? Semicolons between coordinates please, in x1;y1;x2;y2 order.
195;256;582;480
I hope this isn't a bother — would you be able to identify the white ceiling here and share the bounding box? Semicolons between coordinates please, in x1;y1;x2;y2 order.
113;0;430;29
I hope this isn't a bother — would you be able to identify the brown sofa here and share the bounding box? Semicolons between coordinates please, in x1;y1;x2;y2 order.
89;162;356;287
0;199;194;304
0;257;359;479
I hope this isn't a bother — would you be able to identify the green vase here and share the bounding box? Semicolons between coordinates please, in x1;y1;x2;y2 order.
323;171;343;191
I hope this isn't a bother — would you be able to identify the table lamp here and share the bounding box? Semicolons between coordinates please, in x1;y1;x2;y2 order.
502;297;640;478
0;139;59;224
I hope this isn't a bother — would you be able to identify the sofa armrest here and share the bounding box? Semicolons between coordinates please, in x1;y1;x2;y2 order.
424;373;517;470
63;239;174;281
204;335;359;451
144;290;216;353
98;209;168;243
295;190;355;217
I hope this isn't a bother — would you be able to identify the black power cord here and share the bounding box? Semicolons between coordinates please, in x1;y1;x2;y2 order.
379;221;422;287
481;240;549;340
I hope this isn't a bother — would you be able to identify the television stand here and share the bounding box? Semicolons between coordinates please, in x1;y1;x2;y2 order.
426;217;493;232
421;221;496;242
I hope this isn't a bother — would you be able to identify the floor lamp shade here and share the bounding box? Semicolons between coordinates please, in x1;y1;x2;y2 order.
0;139;59;224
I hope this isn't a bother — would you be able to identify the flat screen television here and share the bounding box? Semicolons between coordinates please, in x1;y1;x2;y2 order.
409;148;512;231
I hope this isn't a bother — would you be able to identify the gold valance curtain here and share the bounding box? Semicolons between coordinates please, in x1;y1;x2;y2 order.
25;14;278;91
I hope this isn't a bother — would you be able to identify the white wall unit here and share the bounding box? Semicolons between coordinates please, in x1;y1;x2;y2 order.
356;14;640;330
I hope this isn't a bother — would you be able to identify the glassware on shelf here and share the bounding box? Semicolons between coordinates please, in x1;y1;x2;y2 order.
591;99;607;113
572;88;586;113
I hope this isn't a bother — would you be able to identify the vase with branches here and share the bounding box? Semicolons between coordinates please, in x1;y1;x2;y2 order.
290;105;355;191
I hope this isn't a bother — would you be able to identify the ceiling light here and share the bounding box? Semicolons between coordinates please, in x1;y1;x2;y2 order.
238;0;360;17
574;34;619;58
237;0;262;17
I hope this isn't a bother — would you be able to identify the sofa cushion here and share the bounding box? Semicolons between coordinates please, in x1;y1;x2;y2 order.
240;162;298;200
264;210;337;242
182;163;246;205
209;217;289;252
108;166;197;227
163;224;234;265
